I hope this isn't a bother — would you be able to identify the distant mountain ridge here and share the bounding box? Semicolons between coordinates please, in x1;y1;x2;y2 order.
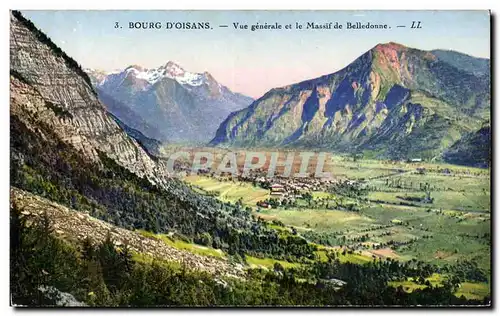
108;113;162;158
10;10;168;185
211;42;490;162
443;124;491;168
430;49;490;77
10;10;296;278
86;62;253;144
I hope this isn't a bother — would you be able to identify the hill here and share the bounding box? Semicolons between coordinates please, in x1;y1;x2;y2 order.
211;43;490;161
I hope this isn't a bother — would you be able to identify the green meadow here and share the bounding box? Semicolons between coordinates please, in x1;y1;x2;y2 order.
179;154;490;300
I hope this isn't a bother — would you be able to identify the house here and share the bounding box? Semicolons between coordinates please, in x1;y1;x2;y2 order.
270;183;285;196
256;201;271;208
271;184;284;191
408;158;422;163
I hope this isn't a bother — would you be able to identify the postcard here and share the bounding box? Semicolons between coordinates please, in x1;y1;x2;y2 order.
9;10;491;307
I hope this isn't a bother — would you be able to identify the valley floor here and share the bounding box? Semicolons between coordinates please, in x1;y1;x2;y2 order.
10;151;492;305
182;153;491;300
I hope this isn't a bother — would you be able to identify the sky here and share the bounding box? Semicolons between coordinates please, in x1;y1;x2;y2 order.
22;10;490;98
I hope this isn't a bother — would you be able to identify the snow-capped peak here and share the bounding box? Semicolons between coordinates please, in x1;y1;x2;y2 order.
113;61;207;87
93;62;226;97
163;61;185;77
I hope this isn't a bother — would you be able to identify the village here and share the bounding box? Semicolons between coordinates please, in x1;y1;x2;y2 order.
188;166;343;209
171;152;483;212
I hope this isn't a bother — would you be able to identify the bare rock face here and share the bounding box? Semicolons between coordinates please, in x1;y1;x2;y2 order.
211;42;490;161
9;12;252;281
10;12;168;186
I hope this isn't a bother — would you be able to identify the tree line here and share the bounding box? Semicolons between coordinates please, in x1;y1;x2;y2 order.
11;206;490;307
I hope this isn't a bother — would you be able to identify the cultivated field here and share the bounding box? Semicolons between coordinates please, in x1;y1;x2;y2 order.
179;149;491;299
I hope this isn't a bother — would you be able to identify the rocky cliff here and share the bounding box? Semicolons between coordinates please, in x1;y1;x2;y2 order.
11;12;301;271
10;11;168;186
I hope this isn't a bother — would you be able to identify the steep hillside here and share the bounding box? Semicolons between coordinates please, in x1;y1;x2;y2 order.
443;125;491;168
211;43;490;160
431;49;490;77
10;10;316;263
108;113;162;158
11;187;243;278
10;11;167;185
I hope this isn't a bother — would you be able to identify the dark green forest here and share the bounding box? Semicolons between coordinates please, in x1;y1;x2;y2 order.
10;113;316;262
11;205;489;307
10;101;491;307
9;10;491;307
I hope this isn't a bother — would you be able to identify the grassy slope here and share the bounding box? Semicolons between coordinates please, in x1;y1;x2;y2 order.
184;175;270;206
178;155;490;299
389;274;490;301
138;230;226;259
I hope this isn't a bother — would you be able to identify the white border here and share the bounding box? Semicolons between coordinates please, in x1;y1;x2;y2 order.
1;0;498;315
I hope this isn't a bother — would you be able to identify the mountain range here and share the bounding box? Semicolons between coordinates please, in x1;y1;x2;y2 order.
442;124;491;168
10;11;309;299
10;12;167;185
210;42;490;163
86;63;253;143
9;11;491;306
